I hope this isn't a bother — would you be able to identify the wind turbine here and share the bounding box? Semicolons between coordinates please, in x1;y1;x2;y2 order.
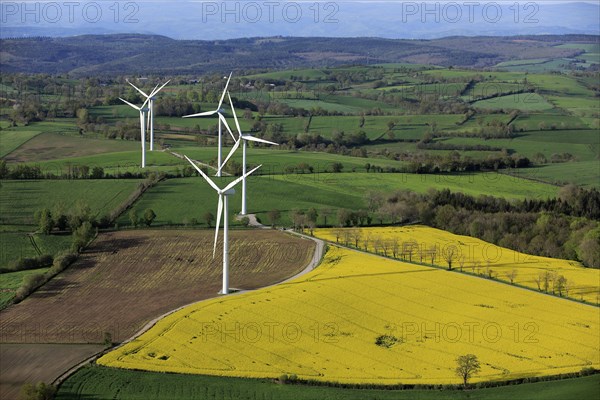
184;155;262;295
127;79;170;151
183;72;234;177
119;96;150;168
221;92;279;215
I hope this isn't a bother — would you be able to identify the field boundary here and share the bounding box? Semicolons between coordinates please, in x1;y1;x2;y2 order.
312;233;599;308
51;227;325;387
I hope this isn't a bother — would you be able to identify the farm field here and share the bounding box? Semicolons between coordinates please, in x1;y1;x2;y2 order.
508;161;600;188
313;226;600;304
57;366;600;400
98;245;600;384
0;180;143;226
121;172;559;228
0;229;315;344
0;344;104;400
0;268;47;309
0;232;71;269
3;131;139;162
472;93;555;111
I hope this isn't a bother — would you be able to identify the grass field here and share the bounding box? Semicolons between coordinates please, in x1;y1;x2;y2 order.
98;245;600;384
122;172;558;227
0;129;42;158
0;267;48;308
473;93;555;111
0;232;72;269
0;180;143;226
507;161;600;188
0;230;315;343
3;131;139;162
313;226;600;304
57;366;600;400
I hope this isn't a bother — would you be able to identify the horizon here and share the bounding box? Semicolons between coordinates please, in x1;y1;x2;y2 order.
1;0;599;40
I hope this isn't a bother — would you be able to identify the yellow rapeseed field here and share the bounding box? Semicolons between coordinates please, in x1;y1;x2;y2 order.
314;226;600;304
99;245;599;385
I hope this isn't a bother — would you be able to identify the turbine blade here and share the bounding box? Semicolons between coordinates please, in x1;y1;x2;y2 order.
227;92;243;136
243;135;279;146
184;155;221;192
183;110;216;118
218;113;237;142
119;98;141;110
149;80;170;98
213;195;223;258
127;80;148;97
223;164;262;192
219;139;241;173
218;72;232;110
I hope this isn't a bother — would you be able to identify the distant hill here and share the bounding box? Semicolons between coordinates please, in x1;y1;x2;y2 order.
1;1;598;40
0;34;597;76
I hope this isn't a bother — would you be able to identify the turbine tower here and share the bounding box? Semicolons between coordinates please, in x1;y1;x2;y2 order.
184;155;262;294
183;72;234;177
119;97;150;168
221;93;279;215
127;80;170;151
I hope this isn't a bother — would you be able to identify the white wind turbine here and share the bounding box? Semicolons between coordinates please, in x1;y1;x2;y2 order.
183;72;235;177
127;80;170;151
119;96;150;168
184;155;262;294
221;92;279;215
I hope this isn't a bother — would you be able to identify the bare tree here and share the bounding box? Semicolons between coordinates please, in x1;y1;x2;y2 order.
429;245;437;265
342;230;351;246
391;239;399;258
334;229;342;243
458;256;466;272
506;269;518;284
555;275;567;296
350;228;361;248
455;354;481;388
443;245;457;270
381;240;389;257
373;237;382;254
362;234;371;251
403;241;417;262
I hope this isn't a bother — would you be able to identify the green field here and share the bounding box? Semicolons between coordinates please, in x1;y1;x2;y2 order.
0;129;42;157
507;161;600;188
122;171;559;227
57;366;600;400
0;180;142;226
0;267;48;308
0;232;72;269
473;93;555;111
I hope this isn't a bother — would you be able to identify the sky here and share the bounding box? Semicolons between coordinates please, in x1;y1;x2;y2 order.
1;1;599;39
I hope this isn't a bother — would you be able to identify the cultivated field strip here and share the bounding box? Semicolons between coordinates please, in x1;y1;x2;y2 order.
314;226;600;304
0;230;315;343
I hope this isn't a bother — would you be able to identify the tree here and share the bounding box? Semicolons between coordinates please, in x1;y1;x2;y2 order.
506;269;518;284
429;244;437;265
266;209;281;227
143;209;157;226
129;209;139;227
337;209;351;227
331;162;343;173
202;211;215;227
72;221;95;251
307;208;319;226
455;354;480;387
18;381;56;400
443;245;457;270
90;166;104;179
36;208;53;235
